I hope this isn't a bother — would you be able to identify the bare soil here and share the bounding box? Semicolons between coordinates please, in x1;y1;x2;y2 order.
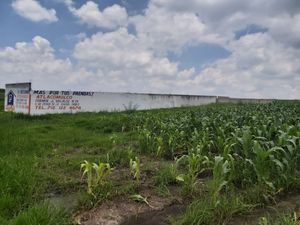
72;192;300;225
120;204;186;225
73;188;183;225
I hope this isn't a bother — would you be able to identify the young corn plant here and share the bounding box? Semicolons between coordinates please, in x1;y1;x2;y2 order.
176;151;210;195
81;160;112;195
274;134;300;189
81;160;94;195
93;161;112;187
138;128;156;154
210;156;231;206
156;136;164;157
252;142;280;192
130;194;152;207
130;157;141;185
110;134;118;145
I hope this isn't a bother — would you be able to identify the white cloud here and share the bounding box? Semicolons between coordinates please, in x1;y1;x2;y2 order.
1;31;299;98
73;28;179;76
0;36;91;90
12;0;58;22
190;33;300;98
264;13;300;49
66;1;128;29
72;29;300;98
72;28;188;93
149;0;300;49
130;5;225;55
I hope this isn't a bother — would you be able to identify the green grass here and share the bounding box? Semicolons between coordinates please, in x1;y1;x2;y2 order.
154;163;178;186
9;203;69;225
173;193;251;225
0;109;139;223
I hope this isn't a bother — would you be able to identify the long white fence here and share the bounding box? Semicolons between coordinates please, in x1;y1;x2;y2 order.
4;83;217;115
5;82;279;115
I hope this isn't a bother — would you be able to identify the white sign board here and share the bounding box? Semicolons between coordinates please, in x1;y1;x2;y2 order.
30;90;92;114
4;83;31;114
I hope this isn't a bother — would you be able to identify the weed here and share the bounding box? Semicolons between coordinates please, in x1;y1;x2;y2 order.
156;184;171;197
259;209;300;225
175;193;251;225
106;147;135;167
154;163;178;186
10;203;70;225
78;182;114;209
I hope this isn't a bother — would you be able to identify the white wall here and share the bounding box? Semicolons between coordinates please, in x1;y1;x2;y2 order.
29;90;217;115
217;96;274;104
5;83;275;116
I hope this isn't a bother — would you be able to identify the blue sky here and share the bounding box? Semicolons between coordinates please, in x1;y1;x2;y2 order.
0;0;299;98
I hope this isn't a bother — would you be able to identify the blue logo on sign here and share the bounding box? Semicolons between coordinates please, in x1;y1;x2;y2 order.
7;90;15;106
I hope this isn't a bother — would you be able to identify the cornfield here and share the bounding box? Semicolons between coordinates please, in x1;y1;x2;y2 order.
138;102;300;202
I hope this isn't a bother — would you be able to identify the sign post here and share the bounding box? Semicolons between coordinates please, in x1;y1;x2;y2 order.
5;83;31;114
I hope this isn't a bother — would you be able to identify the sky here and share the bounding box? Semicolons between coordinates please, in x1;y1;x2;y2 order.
0;0;299;98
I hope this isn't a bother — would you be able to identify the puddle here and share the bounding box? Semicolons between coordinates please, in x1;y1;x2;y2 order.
45;192;81;213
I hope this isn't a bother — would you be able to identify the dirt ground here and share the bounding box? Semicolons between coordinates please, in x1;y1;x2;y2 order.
73;192;300;225
73;188;184;225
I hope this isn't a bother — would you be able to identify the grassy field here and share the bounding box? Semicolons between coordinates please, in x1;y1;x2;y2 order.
0;89;299;225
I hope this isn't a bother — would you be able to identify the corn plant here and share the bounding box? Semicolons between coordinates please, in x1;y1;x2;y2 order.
110;134;118;145
130;194;153;207
93;162;111;187
129;156;141;184
81;160;112;195
210;156;230;205
81;160;94;195
136;102;300;201
176;151;210;195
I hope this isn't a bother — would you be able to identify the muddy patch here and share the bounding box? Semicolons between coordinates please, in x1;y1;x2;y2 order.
120;204;186;225
45;192;82;213
228;193;300;225
73;190;183;225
